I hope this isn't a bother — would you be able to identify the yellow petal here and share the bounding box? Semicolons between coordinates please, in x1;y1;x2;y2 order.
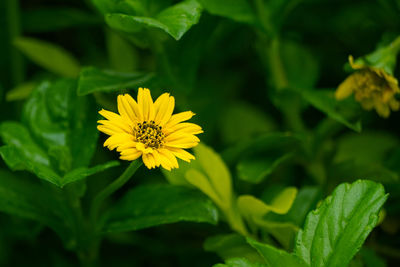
154;93;170;124
165;142;199;149
116;140;138;152
103;133;133;150
136;142;154;154
168;147;195;162
117;95;136;124
119;150;142;161
164;111;194;128
142;153;156;169
123;94;143;122
97;119;132;134
159;96;175;126
158;148;179;169
151;150;162;167
164;122;203;135
165;134;200;144
98;109;120;121
157;152;173;170
336;74;356;100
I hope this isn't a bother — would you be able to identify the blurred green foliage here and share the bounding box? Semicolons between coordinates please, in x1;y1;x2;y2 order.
1;0;400;266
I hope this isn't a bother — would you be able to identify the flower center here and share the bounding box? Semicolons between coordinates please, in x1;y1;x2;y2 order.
134;120;165;149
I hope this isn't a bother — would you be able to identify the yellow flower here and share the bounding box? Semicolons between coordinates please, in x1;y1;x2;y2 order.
97;88;203;170
335;55;400;118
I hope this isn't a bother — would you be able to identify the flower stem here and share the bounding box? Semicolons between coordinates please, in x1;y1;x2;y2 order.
6;0;24;86
90;161;142;224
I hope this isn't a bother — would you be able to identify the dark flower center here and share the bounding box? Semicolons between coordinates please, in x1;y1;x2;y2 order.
134;120;165;149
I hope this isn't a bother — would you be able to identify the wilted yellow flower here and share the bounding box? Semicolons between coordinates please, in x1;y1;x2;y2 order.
97;88;203;170
335;55;400;118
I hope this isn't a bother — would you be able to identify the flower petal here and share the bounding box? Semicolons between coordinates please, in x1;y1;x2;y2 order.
118;94;138;123
164;111;194;129
103;133;133;150
158;148;179;169
159;96;175;126
119;149;142;161
168;147;195;162
164;122;203;135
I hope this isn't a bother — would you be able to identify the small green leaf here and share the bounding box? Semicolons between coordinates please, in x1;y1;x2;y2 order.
237;153;293;184
6;81;37;101
214;257;267;267
294;88;361;132
77;67;154;95
191;143;233;207
14;37;80;77
247;238;308;267
204;234;264;262
106;0;202;40
62;161;120;187
295;180;388;267
199;0;256;24
103;184;218;233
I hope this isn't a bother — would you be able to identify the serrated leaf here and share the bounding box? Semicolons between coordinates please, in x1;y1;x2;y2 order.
14;37;80;77
295;180;388;267
247;238;308;267
103;184;218;233
106;0;202;40
77;67;154;95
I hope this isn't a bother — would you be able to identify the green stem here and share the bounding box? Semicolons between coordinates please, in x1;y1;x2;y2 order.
6;0;24;86
90;161;142;224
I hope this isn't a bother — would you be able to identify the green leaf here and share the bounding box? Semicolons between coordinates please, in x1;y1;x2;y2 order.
247;238;308;267
106;0;203;40
237;153;293;184
238;187;298;219
0;80;104;187
0;122;61;185
294;88;361;132
14;37;80;77
214;257;267;267
222;133;301;166
77;67;154;96
103;184;218;233
334;131;398;165
280;40;319;89
6;81;37;101
220;102;276;145
185;143;233;210
205;234;264;262
295;180;388;267
274;186;322;227
23;80;98;170
199;0;256;24
107;30;138;72
0;169;67;240
62;161;120;187
22;7;100;33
